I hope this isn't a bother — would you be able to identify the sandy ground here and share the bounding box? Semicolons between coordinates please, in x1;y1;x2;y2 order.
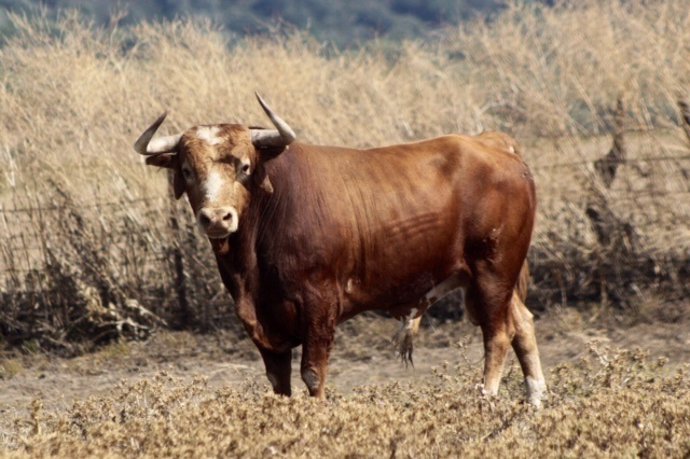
1;307;689;434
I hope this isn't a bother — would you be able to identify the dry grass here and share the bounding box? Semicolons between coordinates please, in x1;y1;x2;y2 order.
0;0;689;351
443;1;690;137
0;357;23;379
1;345;689;457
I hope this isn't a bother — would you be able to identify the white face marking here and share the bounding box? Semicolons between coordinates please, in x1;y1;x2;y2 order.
195;126;223;145
196;168;240;236
203;170;224;203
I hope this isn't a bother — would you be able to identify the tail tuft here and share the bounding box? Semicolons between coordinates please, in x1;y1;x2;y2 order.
392;323;416;367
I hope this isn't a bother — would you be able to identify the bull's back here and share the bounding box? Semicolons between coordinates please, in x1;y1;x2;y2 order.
262;135;532;309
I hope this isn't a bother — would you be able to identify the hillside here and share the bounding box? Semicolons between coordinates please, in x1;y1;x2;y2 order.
0;0;508;46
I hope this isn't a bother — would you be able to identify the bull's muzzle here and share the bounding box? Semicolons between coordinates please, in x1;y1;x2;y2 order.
197;206;239;238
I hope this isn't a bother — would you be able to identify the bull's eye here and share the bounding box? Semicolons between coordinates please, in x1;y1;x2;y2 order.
240;163;251;175
181;166;193;182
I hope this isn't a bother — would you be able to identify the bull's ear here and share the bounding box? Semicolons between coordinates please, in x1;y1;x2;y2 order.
145;153;178;169
257;145;288;160
144;154;185;199
172;170;185;199
253;163;274;194
259;174;274;194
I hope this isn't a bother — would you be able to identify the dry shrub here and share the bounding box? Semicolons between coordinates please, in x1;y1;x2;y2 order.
2;346;689;457
443;1;690;137
0;357;22;379
1;1;689;350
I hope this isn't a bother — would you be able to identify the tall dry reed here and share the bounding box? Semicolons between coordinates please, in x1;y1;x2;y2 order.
1;1;689;351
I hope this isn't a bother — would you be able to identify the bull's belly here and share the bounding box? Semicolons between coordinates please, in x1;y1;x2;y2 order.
373;271;436;305
340;267;466;320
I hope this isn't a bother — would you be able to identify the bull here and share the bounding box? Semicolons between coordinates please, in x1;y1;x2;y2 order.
133;94;547;406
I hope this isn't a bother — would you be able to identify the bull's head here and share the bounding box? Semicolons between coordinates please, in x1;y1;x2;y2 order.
133;93;295;239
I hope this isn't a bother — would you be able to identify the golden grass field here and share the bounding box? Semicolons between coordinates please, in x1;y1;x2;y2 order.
1;312;690;457
1;0;690;456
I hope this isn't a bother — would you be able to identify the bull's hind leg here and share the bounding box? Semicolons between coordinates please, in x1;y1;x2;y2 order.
259;347;292;396
480;322;511;398
466;272;514;398
509;291;547;406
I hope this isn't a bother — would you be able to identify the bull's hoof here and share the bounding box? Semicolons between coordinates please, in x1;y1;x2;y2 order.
525;377;547;408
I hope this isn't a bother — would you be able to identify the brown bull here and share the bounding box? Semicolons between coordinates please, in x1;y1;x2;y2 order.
133;94;546;406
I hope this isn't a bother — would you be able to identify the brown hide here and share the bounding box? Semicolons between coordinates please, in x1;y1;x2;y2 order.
134;108;546;402
273;138;531;310
209;132;539;398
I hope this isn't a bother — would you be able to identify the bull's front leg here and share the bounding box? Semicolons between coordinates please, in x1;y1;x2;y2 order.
300;294;337;399
300;341;332;398
258;347;292;396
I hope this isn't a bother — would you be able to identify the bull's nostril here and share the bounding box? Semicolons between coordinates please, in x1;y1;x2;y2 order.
222;212;234;222
199;213;211;227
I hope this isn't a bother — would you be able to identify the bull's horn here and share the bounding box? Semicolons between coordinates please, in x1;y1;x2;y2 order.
250;92;296;147
134;112;183;155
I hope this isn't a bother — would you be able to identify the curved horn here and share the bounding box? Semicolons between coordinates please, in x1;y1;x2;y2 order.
250;92;296;147
133;112;183;155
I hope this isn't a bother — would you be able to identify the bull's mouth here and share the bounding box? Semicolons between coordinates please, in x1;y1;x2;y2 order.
205;229;234;240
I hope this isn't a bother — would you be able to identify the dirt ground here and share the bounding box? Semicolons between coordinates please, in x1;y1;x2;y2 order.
1;305;689;438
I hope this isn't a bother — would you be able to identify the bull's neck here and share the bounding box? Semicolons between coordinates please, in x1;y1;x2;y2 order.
211;193;289;352
218;214;260;290
211;186;270;302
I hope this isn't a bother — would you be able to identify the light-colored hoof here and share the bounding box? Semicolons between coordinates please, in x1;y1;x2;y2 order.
528;396;543;408
476;383;498;398
525;377;547;408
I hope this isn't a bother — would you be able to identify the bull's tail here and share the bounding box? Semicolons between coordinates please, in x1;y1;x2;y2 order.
515;259;530;303
394;260;530;367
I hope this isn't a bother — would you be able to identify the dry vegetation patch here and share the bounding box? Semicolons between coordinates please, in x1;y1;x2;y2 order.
0;1;689;346
1;2;690;455
1;346;688;457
